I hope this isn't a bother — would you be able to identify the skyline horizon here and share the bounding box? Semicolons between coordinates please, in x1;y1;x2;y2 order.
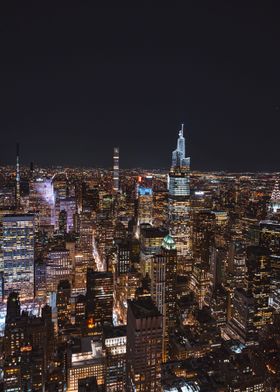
2;159;280;174
1;137;280;173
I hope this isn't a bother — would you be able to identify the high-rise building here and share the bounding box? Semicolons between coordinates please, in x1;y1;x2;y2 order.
3;214;35;301
75;294;86;328
15;143;20;209
192;210;215;264
103;325;126;391
113;147;120;193
67;336;105;391
45;247;72;294
168;124;192;272
210;246;227;291
29;177;56;227
227;246;272;344
58;209;67;234
227;241;247;289
73;253;92;291
269;180;280;214
227;288;256;345
126;297;163;392
4;294;54;391
6;291;20;324
189;262;211;309
140;225;169;277
86;269;113;328
137;176;153;228
246;246;272;329
59;196;76;232
114;271;142;325
259;219;280;257
115;238;131;275
56;280;72;332
151;234;177;362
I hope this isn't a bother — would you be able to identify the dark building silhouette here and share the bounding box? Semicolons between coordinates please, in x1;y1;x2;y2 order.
126;297;162;391
103;325;126;391
78;376;99;391
151;234;177;362
56;279;72;332
86;269;113;328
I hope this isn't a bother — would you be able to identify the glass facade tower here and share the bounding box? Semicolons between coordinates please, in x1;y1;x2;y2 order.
3;214;35;302
168;124;192;271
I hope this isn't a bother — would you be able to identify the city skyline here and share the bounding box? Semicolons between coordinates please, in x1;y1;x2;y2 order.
1;4;280;391
0;107;280;390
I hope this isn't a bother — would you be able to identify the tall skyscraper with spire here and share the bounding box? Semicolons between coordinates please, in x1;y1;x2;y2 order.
269;180;280;214
113;147;120;193
15;143;20;209
171;124;190;168
168;124;192;273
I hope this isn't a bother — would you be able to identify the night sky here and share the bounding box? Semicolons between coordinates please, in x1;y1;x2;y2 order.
1;3;280;171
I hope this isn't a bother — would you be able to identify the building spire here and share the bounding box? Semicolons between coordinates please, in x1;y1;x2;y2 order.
172;124;186;167
271;180;280;202
15;142;20;209
269;179;280;214
113;147;120;193
179;123;184;137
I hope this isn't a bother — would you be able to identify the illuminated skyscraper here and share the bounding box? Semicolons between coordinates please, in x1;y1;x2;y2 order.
3;214;35;301
168;124;192;272
113;147;119;193
171;124;190;168
269;180;280;214
151;234;177;362
29;177;55;226
137;176;153;229
15;143;20;209
103;325;126;391
246;246;272;329
45;248;72;294
227;246;272;344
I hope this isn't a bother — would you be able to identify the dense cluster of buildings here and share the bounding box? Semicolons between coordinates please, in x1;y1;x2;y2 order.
0;126;280;391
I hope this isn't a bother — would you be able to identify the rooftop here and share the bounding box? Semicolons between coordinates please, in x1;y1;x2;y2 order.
3;213;34;221
162;234;176;250
103;325;127;339
129;297;161;319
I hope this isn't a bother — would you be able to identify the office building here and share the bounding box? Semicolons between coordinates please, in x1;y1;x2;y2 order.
45;247;72;294
67;337;105;391
126;297;163;391
115;238;131;275
137;178;153;228
56;279;72;332
3;214;35;301
151;234;177;361
103;325;126;391
168;124;192;272
86;270;113;328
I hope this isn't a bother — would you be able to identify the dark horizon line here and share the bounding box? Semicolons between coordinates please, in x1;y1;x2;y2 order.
1;163;280;175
